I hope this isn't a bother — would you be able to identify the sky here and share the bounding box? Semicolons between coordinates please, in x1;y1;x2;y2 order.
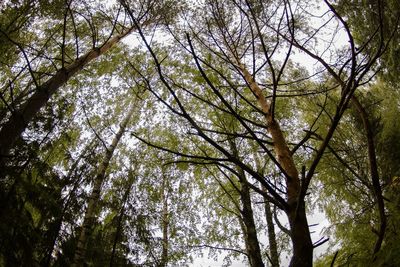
189;210;330;266
122;0;347;265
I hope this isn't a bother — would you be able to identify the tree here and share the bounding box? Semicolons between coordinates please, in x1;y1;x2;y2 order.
1;0;399;266
72;100;137;266
0;0;166;162
124;0;393;265
335;0;400;84
314;81;400;266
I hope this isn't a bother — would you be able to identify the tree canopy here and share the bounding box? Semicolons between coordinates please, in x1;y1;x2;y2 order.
0;0;399;266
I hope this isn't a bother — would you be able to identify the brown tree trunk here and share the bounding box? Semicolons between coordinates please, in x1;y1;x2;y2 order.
0;26;136;160
72;105;135;266
352;96;386;255
238;63;313;267
238;219;251;261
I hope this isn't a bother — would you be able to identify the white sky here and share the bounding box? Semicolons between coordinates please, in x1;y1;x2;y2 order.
118;0;347;265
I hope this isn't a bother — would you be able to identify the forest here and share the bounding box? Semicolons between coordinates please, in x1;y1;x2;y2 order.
0;0;399;266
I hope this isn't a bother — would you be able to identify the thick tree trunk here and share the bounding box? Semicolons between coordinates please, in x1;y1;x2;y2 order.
0;26;136;160
238;63;313;267
72;105;135;266
352;96;386;255
287;200;313;267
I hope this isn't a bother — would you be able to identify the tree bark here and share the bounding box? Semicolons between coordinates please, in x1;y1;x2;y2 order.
72;105;135;266
238;218;251;262
239;175;265;267
0;26;136;160
238;63;313;267
263;189;280;267
230;140;264;267
287;200;313;267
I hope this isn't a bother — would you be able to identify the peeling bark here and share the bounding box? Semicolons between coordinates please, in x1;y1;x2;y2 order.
237;63;312;267
238;65;300;203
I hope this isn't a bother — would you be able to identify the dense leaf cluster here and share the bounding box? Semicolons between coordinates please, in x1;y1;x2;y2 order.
0;0;399;266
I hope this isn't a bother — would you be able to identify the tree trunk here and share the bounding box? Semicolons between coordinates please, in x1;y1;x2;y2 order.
238;219;251;263
287;200;313;267
110;178;133;267
254;153;280;267
44;140;95;267
239;175;265;267
0;26;136;160
352;96;386;255
263;190;280;267
72;105;135;266
160;172;169;267
230;140;264;267
238;63;313;267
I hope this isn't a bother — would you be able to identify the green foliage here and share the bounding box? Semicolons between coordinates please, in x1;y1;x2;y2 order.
0;144;65;266
1;0;400;266
315;81;400;266
335;0;400;84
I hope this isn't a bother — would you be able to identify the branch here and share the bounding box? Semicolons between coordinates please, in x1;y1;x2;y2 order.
189;244;248;257
313;237;329;248
330;250;339;267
